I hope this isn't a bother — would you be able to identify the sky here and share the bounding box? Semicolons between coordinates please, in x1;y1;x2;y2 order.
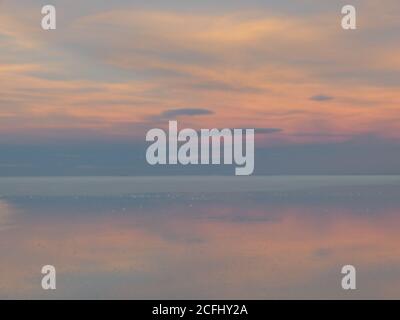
0;0;400;175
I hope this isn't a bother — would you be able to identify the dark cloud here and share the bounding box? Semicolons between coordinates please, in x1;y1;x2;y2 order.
309;94;334;102
292;132;352;138
313;248;333;258
190;127;282;137
255;128;283;134
2;134;400;176
157;108;214;119
191;81;266;93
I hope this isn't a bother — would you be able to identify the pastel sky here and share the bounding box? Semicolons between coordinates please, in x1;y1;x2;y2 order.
0;0;400;175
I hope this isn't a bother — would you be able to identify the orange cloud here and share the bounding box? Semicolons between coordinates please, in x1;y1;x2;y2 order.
0;4;399;142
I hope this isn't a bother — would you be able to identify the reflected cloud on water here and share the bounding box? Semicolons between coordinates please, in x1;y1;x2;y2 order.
0;177;400;299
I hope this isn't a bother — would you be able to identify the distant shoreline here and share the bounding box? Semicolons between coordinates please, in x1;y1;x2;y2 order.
0;175;400;197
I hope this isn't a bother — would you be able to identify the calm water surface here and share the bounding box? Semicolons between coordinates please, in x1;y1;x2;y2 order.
0;176;400;299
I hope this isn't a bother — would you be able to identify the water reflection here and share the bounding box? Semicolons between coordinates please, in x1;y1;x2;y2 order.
0;177;400;299
0;200;15;231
